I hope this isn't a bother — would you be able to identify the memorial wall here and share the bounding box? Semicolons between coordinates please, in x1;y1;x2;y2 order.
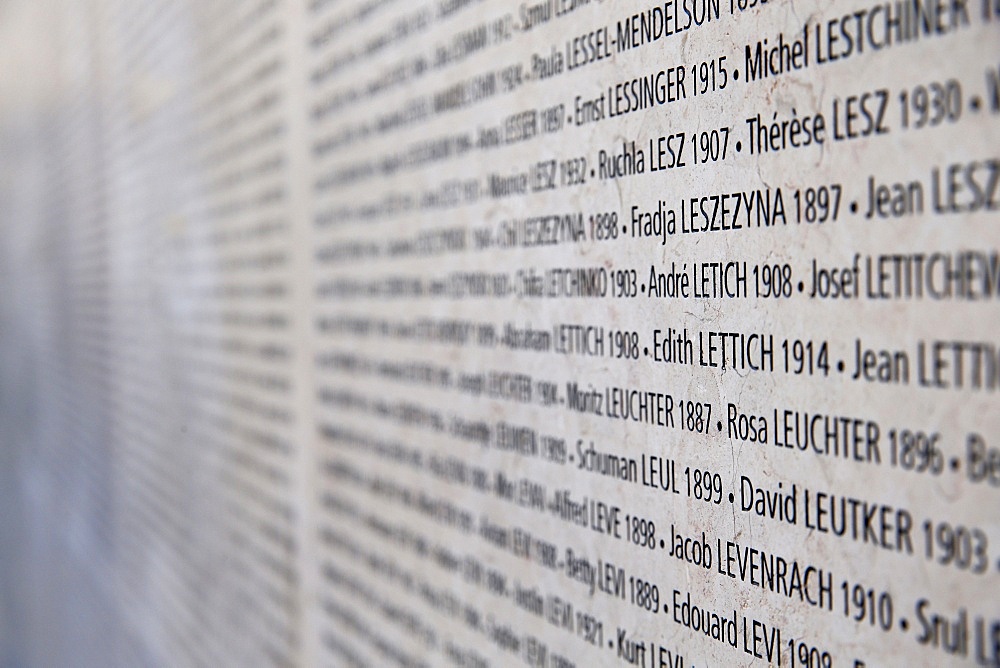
0;0;998;666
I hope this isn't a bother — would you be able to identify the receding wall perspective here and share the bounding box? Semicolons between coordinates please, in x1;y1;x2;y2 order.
0;1;998;666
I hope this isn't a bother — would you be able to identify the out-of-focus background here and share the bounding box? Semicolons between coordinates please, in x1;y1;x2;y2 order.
1;1;310;664
1;2;135;663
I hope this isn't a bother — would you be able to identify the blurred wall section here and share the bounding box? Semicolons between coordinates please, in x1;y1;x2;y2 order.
0;2;309;664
